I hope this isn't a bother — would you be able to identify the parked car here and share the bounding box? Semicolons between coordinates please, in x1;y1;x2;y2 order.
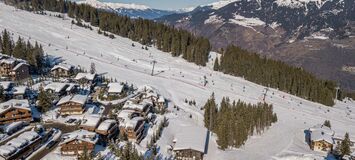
65;118;76;124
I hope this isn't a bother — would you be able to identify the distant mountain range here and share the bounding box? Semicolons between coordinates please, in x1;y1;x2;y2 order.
76;0;185;19
157;0;355;91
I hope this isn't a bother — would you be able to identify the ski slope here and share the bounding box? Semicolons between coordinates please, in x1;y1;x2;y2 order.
1;3;355;160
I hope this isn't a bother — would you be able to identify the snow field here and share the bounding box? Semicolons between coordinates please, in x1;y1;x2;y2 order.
0;3;354;159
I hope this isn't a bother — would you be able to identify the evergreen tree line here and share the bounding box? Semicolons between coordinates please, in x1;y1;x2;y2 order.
5;0;211;66
108;142;143;160
0;29;44;73
215;45;337;106
5;0;354;104
204;94;277;149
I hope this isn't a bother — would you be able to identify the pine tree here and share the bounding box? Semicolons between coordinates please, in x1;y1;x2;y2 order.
13;37;26;59
0;86;4;102
90;62;96;74
340;133;351;156
37;87;53;113
213;57;219;71
206;97;277;149
79;145;91;160
323;120;331;128
1;30;13;55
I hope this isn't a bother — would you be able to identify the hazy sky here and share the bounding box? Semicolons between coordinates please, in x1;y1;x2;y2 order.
102;0;219;10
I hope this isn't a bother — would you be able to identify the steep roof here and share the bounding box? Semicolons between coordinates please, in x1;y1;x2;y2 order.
0;99;30;115
0;58;16;65
57;94;88;106
12;62;28;71
51;63;74;71
44;82;68;93
126;117;144;129
311;130;334;144
309;124;335;136
74;72;96;81
60;129;98;145
309;124;335;144
97;119;116;131
173;126;207;153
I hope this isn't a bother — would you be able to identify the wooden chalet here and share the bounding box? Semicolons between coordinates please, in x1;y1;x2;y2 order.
57;94;88;116
51;63;75;77
0;131;42;160
309;124;335;152
0;56;30;81
60;130;98;156
79;115;101;132
96;119;119;139
0;99;32;125
173;126;207;160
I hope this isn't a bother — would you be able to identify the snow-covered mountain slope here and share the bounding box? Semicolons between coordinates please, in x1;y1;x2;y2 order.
76;0;176;19
158;0;355;91
1;3;355;160
275;0;331;8
202;0;240;10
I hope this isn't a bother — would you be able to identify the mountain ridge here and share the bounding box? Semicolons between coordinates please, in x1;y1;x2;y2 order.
76;0;178;19
157;0;355;91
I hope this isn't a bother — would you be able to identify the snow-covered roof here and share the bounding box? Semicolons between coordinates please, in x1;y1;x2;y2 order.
17;131;39;141
12;62;28;71
0;145;16;157
143;92;158;99
74;72;96;81
0;58;16;65
0;99;30;115
4;121;26;133
57;94;88;106
51;63;74;71
81;114;101;128
158;96;165;103
126;117;144;128
97;119;116;131
173;126;207;153
0;81;13;90
311;130;334;144
309;124;335;136
309;124;335;144
44;82;68;93
6;138;28;148
137;85;156;93
12;86;27;95
66;83;79;92
108;83;124;93
117;109;144;128
61;129;98;145
122;100;151;111
117;110;135;120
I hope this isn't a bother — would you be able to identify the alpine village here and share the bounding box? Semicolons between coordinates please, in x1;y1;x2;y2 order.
0;0;354;160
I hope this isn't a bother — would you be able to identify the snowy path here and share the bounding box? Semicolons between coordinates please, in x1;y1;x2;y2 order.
1;4;355;159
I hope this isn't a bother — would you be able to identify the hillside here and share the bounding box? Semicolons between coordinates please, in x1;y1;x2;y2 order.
76;0;177;19
158;0;355;91
1;3;354;159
